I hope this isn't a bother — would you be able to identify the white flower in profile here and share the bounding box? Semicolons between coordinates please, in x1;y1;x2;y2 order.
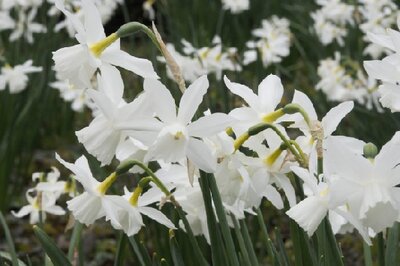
286;148;371;243
12;189;65;224
0;60;42;94
56;153;124;226
327;132;400;233
52;0;158;89
224;74;284;135
104;187;176;236
143;75;235;172
221;0;249;14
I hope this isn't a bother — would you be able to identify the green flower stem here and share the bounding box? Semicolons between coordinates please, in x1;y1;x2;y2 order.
363;241;373;266
256;208;276;265
116;22;162;52
67;221;83;261
235;122;307;167
377;232;385;266
117;160;171;196
205;172;240;266
282;103;311;127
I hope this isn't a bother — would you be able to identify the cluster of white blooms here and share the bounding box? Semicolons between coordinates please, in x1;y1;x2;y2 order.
244;16;291;67
0;60;42;94
316;52;382;111
364;19;400;112
15;0;400;244
359;0;399;58
158;36;241;82
311;0;354;46
221;0;250;14
12;167;73;224
0;0;46;43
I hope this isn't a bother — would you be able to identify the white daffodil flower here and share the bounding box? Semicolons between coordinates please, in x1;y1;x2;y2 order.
0;60;42;94
75;68;160;166
224;74;285;136
56;153;122;226
243;128;297;208
33;167;67;198
52;0;158;89
104;187;176;237
327;132;400;234
363;24;400;112
12;189;65;224
9;8;46;44
221;0;249;14
286;148;371;244
143;75;235;173
282;90;364;161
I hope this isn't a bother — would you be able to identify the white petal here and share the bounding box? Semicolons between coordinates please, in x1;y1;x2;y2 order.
143;78;177;123
86;89;115;120
321;101;353;137
263;185;284;209
188;113;235;138
177;75;209;124
258;74;284;113
224;75;259;111
45;205;66;216
101;49;158;79
286;196;328;236
186;138;217;173
139;206;176;229
55;154;99;192
364;60;399;82
67;192;104;226
81;0;105;43
99;64;124;104
12;205;33;218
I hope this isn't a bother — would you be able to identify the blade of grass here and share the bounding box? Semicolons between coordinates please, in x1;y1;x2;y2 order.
385;223;399;266
33;225;71;266
115;232;128;266
239;219;259;266
67;222;83;261
231;214;251;266
0;211;18;266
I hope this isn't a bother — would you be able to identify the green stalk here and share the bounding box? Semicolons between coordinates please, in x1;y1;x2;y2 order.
377;232;385;266
205;172;240;266
385;223;399;266
239;219;259;266
67;222;83;261
231;215;251;266
115;232;128;266
116;22;162;52
0;211;18;266
256;208;276;265
198;173;226;266
363;241;373;266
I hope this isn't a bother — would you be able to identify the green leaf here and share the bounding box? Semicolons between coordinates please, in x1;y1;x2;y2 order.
204;172;240;266
169;230;185;266
128;236;150;266
385;223;399;266
239;219;259;266
115;232;128;266
67;221;83;261
0;211;19;266
0;251;27;266
231;214;251;266
33;225;71;266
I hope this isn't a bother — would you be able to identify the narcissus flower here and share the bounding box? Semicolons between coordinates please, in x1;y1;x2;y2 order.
0;60;42;94
143;75;235;172
52;0;157;89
